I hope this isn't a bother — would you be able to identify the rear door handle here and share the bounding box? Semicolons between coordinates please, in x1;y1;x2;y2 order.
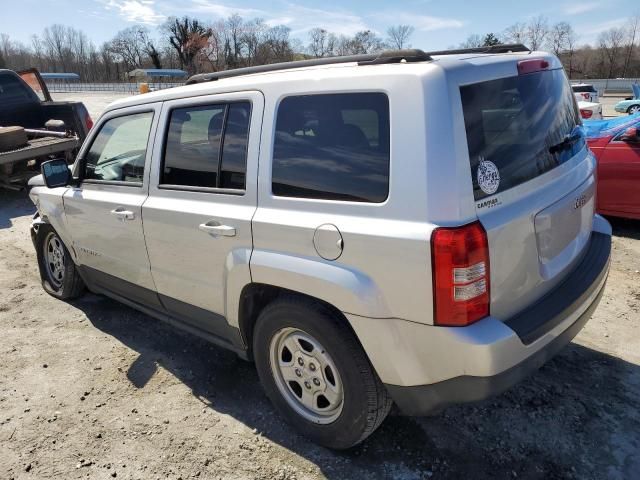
110;208;135;221
199;223;236;237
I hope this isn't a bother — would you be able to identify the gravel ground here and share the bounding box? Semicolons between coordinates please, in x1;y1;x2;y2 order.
1;91;639;479
53;92;131;120
0;188;639;480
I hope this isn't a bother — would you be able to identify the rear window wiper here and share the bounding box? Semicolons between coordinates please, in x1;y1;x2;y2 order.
549;132;582;154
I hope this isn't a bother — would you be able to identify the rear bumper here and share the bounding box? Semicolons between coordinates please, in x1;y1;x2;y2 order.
346;226;611;416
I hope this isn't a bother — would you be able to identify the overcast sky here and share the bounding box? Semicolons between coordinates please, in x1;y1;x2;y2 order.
0;0;630;49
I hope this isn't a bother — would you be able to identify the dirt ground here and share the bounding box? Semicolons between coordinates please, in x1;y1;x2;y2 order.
0;187;639;480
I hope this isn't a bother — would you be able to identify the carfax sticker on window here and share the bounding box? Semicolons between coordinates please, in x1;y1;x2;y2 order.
477;157;500;195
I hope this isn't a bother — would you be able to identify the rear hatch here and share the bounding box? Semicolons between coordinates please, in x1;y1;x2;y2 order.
459;60;595;320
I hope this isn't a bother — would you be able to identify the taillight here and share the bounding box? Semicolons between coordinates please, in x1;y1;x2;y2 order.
580;109;593;119
85;113;94;131
517;58;550;75
581;92;590;100
431;221;490;327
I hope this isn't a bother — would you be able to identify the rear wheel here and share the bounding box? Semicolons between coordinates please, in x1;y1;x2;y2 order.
36;225;85;299
253;297;392;449
627;105;640;115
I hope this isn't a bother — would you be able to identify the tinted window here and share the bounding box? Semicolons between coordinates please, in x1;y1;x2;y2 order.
461;69;583;201
162;102;250;190
220;103;251;189
0;72;39;105
572;85;596;93
272;93;390;203
84;112;153;183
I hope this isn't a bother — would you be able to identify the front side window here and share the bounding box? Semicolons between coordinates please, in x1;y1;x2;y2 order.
272;93;390;203
84;112;153;183
162;102;251;190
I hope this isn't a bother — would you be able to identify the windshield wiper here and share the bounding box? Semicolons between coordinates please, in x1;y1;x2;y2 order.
549;132;582;154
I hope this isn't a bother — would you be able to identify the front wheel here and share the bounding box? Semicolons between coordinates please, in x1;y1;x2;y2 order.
253;297;392;449
628;105;640;115
35;225;85;299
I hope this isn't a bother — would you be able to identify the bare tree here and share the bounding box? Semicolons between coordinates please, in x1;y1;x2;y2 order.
527;15;549;51
241;18;268;66
223;14;244;68
108;27;146;72
459;34;484;48
548;22;572;56
503;22;527;44
163;16;211;74
599;27;625;78
342;30;384;54
42;25;69;71
308;28;336;57
0;34;12;62
622;16;639;78
386;25;414;49
565;26;578;78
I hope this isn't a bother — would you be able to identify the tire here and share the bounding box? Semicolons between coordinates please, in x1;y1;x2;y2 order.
627;105;640;115
253;296;392;449
35;224;85;300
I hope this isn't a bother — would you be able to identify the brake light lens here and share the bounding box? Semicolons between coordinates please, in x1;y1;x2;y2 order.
517;58;550;75
581;92;590;100
580;109;593;119
431;221;490;326
85;113;94;131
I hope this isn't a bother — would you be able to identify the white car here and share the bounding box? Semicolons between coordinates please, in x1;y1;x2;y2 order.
572;83;599;103
578;100;603;120
28;45;611;449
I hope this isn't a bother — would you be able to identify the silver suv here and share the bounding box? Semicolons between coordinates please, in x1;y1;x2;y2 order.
29;45;611;449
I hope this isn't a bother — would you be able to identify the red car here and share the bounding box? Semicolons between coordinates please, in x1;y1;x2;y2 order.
585;116;640;220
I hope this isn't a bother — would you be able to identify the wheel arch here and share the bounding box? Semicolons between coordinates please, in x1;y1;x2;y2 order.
237;283;365;361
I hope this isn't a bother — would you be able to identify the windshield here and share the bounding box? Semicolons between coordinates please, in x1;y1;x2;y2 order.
461;69;583;201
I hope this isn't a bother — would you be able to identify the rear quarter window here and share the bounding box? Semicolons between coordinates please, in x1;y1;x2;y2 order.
272;92;390;203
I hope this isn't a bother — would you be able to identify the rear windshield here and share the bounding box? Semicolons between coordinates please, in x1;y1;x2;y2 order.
572;85;597;93
461;69;583;201
0;72;39;105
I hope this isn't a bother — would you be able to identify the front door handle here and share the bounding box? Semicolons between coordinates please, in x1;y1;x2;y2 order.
110;208;135;221
199;223;236;237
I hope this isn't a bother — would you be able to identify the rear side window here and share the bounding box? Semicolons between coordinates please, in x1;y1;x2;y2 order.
461;69;583;201
272;93;390;203
162;102;251;190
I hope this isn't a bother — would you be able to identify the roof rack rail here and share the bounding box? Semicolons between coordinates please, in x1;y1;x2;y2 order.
185;44;530;85
186;49;432;84
424;43;530;56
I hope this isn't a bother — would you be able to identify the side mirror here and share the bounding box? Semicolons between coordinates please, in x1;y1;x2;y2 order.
41;158;71;188
621;127;640;143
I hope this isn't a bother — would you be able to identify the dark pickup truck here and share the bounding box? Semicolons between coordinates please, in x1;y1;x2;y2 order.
0;68;92;189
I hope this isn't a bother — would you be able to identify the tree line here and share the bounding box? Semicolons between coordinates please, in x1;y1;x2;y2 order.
0;13;635;81
459;15;639;79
